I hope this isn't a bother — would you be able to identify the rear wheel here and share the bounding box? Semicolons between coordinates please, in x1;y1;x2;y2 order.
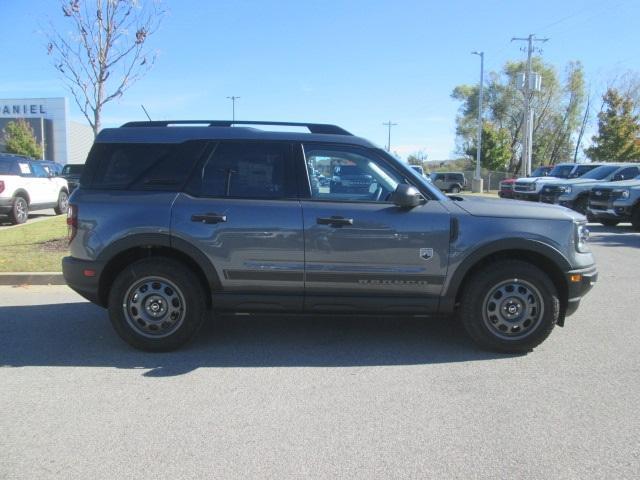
459;260;559;353
9;196;28;224
54;190;69;215
108;258;207;351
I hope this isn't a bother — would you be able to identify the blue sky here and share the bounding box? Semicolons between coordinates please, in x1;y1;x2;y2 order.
2;0;639;160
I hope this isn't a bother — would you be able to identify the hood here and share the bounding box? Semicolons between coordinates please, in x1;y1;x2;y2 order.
452;195;583;221
515;176;565;185
591;179;640;189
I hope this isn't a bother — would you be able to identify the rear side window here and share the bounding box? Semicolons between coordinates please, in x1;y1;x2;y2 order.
0;159;19;175
190;141;294;199
86;141;207;190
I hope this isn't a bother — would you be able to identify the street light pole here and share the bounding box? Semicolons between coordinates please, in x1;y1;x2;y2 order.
226;96;240;122
471;51;484;193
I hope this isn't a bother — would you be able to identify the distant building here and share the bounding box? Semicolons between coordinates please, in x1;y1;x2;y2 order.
0;97;94;164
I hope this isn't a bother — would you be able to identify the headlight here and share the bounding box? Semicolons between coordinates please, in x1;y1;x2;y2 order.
575;222;590;253
613;189;630;199
561;185;572;194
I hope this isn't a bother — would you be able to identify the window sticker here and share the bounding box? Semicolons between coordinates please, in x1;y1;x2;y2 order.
19;163;31;174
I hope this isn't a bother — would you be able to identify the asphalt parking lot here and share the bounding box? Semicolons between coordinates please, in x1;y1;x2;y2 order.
0;224;639;479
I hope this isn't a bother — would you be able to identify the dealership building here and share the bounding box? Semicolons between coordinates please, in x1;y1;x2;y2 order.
0;97;94;165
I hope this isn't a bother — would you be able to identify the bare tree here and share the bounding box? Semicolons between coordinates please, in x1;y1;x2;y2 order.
47;0;164;136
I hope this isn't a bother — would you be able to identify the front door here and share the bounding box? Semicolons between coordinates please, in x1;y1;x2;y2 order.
171;141;304;311
301;144;450;313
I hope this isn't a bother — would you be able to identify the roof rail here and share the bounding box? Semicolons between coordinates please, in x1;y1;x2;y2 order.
120;120;353;136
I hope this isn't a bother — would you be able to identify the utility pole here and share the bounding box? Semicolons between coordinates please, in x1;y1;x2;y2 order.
226;96;240;122
471;51;484;193
511;34;548;176
383;121;397;152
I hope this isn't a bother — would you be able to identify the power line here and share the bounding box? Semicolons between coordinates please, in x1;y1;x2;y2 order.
382;121;397;152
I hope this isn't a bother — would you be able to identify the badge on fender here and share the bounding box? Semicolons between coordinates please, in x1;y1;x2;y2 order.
419;248;434;260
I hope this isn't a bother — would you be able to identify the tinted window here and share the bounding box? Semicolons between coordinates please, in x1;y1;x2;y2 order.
531;166;550;177
549;164;574;178
580;165;619;180
0;159;19;175
304;144;402;203
196;142;293;199
62;164;84;175
88;141;206;190
615;166;639;180
570;164;598;178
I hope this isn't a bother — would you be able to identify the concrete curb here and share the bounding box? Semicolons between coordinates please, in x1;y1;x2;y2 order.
0;272;65;285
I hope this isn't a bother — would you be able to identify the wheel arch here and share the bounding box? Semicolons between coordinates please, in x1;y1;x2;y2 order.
12;188;30;205
96;234;220;308
442;238;570;318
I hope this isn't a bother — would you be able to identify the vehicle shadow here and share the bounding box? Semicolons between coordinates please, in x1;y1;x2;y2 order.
0;302;517;377
587;224;640;248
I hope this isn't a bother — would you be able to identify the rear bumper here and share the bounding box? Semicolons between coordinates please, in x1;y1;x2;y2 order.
0;197;14;214
565;264;598;317
62;256;105;306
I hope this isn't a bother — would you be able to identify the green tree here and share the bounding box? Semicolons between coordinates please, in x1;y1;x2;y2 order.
3;119;43;159
452;58;587;173
586;88;640;161
465;122;512;171
406;151;427;166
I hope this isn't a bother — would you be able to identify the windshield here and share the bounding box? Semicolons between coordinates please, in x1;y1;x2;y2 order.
531;166;549;177
548;164;574;178
62;164;84;175
579;165;619;180
569;164;598;178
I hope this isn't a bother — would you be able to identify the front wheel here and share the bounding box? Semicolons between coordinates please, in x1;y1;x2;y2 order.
54;190;69;215
631;206;640;231
459;260;559;353
108;258;207;351
450;185;461;194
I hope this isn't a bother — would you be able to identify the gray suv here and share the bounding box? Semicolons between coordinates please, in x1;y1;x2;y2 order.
63;120;597;353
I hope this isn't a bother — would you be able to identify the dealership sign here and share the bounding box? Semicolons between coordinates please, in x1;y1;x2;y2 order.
0;103;47;116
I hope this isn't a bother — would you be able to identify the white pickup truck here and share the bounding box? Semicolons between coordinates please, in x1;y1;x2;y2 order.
0;154;69;224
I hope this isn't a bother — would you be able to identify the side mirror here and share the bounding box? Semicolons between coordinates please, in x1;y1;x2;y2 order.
390;184;424;209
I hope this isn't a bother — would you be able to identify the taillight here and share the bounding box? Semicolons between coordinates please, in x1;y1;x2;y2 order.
67;204;78;243
0;180;4;194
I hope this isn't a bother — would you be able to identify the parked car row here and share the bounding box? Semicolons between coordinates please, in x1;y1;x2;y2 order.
0;154;84;224
499;161;640;230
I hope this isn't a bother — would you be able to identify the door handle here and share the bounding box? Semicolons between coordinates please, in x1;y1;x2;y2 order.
316;216;353;227
191;213;227;224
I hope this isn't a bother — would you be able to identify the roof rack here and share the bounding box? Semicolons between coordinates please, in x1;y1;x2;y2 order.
120;120;353;136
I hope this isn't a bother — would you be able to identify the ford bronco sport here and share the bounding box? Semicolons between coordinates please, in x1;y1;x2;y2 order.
63;120;597;353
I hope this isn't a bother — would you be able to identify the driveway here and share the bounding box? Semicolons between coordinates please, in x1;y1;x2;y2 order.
0;225;639;479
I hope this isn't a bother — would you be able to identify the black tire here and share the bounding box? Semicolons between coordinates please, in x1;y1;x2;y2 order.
54;190;69;215
599;219;619;227
108;257;207;351
459;260;559;353
574;196;588;215
450;185;461;194
8;196;28;224
631;206;640;232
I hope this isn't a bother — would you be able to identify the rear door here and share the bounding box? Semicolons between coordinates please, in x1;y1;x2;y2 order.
171;141;304;311
300;143;450;313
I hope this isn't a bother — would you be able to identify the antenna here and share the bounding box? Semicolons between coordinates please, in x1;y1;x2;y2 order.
141;104;152;121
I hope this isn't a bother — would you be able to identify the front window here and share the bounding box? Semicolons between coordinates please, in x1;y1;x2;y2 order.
304;145;401;203
569;164;598;178
579;165;619;180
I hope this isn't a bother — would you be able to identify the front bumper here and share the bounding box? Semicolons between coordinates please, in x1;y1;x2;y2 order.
62;256;106;306
0;197;14;214
513;191;540;201
564;264;598;317
587;206;632;221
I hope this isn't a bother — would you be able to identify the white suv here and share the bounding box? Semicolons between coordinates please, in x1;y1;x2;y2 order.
0;154;69;224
